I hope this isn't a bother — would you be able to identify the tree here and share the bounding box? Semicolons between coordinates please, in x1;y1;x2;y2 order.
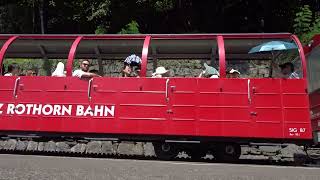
118;20;140;34
293;5;320;44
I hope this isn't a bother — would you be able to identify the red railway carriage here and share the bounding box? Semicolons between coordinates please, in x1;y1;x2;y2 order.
305;35;320;145
0;33;314;160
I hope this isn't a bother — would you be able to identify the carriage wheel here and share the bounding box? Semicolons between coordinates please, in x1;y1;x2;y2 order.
214;143;241;162
153;142;179;160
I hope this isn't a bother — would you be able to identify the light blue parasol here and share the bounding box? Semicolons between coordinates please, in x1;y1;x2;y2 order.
248;41;298;77
248;41;298;54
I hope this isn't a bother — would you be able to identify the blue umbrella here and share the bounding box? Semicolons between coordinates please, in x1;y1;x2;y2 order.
248;41;298;54
248;41;298;77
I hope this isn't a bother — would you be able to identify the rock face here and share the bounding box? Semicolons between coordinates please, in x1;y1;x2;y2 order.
91;59;271;78
241;144;308;162
86;141;102;154
280;144;306;162
56;142;70;152
26;141;38;151
16;141;28;151
101;141;116;154
70;143;86;153
117;142;144;156
0;140;5;150
3;139;17;150
143;143;156;157
44;141;56;152
37;142;45;151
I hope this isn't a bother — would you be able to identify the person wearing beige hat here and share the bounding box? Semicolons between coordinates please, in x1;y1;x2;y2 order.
152;67;169;78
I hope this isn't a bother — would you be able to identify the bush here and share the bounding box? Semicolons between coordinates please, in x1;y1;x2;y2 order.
118;20;140;34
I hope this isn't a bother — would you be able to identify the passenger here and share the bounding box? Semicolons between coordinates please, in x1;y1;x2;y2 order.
122;62;132;77
227;69;241;78
152;67;169;78
122;54;142;77
131;66;141;77
26;69;36;76
198;63;219;78
72;59;100;79
52;62;66;77
279;62;299;79
4;63;20;76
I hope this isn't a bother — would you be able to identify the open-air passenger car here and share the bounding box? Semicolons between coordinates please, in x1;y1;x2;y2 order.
0;33;317;160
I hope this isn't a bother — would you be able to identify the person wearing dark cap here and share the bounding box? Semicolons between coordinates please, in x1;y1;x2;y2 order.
279;62;299;79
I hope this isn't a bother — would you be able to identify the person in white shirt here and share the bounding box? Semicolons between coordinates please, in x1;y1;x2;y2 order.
72;59;100;79
4;63;20;76
279;62;299;79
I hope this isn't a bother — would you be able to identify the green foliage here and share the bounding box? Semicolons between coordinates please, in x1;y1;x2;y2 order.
153;0;174;12
87;1;111;21
293;5;312;34
293;5;320;44
95;25;107;34
118;20;140;34
136;0;174;12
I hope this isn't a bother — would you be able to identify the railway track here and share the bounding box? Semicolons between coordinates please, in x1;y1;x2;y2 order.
1;137;320;167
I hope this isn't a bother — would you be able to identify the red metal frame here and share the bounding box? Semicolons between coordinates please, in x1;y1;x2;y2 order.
0;36;18;75
304;34;320;136
291;35;307;80
140;36;151;77
66;36;83;77
217;35;226;78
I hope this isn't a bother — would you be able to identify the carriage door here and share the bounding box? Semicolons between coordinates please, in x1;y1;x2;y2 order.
0;76;18;131
89;77;119;134
249;79;283;138
166;78;197;136
8;76;46;131
116;78;169;135
44;77;90;133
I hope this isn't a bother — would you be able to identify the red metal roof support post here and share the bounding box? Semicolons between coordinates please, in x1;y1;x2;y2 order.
140;36;151;77
291;35;307;80
0;36;18;75
217;35;226;78
66;36;83;77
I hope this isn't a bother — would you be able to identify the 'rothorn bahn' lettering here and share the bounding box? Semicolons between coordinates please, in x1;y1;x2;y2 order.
0;103;115;117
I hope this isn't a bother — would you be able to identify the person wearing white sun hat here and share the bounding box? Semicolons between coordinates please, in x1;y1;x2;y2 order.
227;68;241;78
152;66;169;78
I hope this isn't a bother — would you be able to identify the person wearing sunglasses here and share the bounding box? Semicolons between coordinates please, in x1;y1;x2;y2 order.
26;69;37;76
72;59;101;79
